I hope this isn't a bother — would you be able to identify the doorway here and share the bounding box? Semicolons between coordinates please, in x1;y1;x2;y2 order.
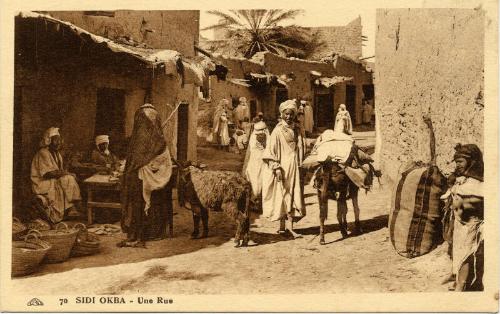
275;88;288;118
314;89;334;129
345;85;356;123
177;102;189;161
249;99;257;119
94;88;126;150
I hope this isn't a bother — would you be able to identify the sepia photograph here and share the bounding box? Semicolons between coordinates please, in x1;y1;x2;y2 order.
0;0;498;312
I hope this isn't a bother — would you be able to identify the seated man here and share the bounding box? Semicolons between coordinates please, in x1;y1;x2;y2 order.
91;135;120;173
31;127;82;223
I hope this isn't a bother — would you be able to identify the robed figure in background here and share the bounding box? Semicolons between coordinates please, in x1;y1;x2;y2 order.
120;103;172;247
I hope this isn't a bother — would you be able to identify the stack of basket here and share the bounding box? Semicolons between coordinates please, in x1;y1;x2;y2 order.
71;223;101;257
12;233;52;277
12;217;27;241
37;223;79;263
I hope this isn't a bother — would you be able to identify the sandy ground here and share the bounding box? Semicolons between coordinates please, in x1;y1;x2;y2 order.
11;138;451;295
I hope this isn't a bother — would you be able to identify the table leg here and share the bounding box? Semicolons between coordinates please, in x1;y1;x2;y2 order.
166;186;173;238
87;189;93;225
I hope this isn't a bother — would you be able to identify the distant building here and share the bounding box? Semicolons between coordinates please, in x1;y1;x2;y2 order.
204;51;373;134
306;17;363;61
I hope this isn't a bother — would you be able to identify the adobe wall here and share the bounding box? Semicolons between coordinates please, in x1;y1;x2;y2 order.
46;10;200;56
375;8;484;184
309;17;363;60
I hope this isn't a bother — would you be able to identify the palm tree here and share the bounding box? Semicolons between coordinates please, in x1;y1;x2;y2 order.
203;10;324;59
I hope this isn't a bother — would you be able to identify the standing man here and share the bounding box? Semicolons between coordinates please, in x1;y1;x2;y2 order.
31;127;81;223
441;144;484;291
119;103;172;247
302;100;314;135
233;97;251;129
262;100;306;237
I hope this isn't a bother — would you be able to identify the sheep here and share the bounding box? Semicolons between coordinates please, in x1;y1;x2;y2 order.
175;160;252;247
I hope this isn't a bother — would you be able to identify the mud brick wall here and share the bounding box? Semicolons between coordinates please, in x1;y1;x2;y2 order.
309;17;363;60
375;8;484;184
47;11;200;57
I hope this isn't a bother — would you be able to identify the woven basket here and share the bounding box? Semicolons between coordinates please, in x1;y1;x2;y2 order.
71;223;100;257
12;232;52;277
12;217;27;241
38;223;79;263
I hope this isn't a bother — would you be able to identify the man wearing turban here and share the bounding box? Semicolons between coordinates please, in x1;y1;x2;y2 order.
441;143;484;291
91;135;119;173
262;99;306;237
31;127;82;223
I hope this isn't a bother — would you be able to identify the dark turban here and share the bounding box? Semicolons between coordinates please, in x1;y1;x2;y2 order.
453;143;484;182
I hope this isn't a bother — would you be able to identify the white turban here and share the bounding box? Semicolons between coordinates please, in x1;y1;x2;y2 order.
95;135;110;146
254;121;267;131
239;97;247;103
279;99;297;114
40;127;60;147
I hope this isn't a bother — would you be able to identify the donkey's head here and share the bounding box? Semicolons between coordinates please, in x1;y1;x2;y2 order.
172;159;206;206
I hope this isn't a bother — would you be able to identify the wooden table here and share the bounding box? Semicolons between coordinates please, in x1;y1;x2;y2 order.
83;174;121;225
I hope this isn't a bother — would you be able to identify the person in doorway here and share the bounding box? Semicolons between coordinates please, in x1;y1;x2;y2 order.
262;100;306;238
119;103;172;248
233;96;250;129
297;103;306;138
441;144;484;291
302;100;314;135
334;104;353;135
90;135;120;173
31;127;82;223
214;109;231;151
362;99;374;126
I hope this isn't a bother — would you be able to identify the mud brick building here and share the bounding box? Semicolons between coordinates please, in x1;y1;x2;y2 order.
14;11;211;209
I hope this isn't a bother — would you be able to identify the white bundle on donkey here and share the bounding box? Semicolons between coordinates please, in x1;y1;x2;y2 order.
302;128;380;244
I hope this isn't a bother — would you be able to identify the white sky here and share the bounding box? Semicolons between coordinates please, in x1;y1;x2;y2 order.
200;8;377;58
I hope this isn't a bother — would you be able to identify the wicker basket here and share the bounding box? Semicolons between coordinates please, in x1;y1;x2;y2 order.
12;232;52;277
71;223;100;257
39;223;79;263
12;217;27;241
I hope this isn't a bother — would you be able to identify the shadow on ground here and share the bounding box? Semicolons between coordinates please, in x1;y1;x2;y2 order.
249;214;389;247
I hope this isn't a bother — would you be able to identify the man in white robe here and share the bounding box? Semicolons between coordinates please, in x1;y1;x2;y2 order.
302;100;314;134
31;127;81;223
233;97;250;129
334;104;353;135
262;100;306;237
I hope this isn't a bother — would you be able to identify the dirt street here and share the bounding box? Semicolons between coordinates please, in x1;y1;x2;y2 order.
11;141;451;295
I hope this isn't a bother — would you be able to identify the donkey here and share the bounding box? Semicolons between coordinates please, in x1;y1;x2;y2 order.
175;160;252;247
316;157;363;245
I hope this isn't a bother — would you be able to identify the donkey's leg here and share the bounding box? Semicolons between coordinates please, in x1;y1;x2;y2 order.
200;207;209;238
191;210;200;239
350;185;363;235
240;216;250;247
241;194;251;247
318;189;328;245
337;197;349;238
